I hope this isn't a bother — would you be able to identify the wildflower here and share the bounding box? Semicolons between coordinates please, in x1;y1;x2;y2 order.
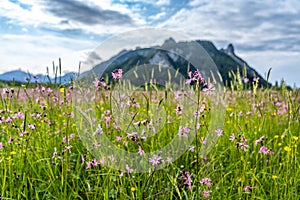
202;83;215;92
59;88;65;93
20;131;27;137
189;146;195;152
126;164;134;174
202;137;207;145
28;124;36;130
47;88;53;93
229;133;236;142
132;102;140;108
183;172;193;191
8;136;13;144
193;111;201;118
10;151;16;155
253;77;259;82
116;136;123;141
178;126;190;138
200;177;212;187
81;155;85;164
5;117;13;123
65;145;72;152
275;102;282;107
100;159;105;166
237;142;250;152
112;68;123;80
175;105;182;115
244;77;249;84
13;112;24;119
62;136;67;143
127;132;138;141
238;111;243;117
108;155;115;162
244;185;251;192
0;142;3;150
255;136;265;146
284;146;291;152
2;88;9;94
203;190;212;198
93;142;101;148
91;158;98;167
166;157;173;163
186;69;205;85
138;147;145;155
86;161;92;169
272;175;278;179
293;136;299;141
52;147;57;159
93;124;103;136
149;154;162;166
240;134;248;143
258;146;269;155
93;78;106;87
131;187;136;192
215;128;223;137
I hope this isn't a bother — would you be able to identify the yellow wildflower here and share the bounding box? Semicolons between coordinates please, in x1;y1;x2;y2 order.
284;146;291;152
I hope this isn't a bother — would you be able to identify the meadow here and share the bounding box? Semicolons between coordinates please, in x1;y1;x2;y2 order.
0;69;299;199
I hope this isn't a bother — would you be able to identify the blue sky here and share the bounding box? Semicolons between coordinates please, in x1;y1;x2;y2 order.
0;0;299;87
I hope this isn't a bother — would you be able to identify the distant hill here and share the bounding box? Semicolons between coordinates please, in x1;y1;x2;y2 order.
0;69;76;84
85;38;269;87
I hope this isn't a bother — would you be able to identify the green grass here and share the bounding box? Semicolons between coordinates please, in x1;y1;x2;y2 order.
0;76;299;199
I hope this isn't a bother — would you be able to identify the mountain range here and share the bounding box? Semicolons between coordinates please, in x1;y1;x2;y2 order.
0;69;76;84
86;38;269;87
0;39;269;87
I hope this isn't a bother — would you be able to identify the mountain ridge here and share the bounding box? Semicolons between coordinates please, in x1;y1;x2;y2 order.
88;39;269;87
0;39;269;87
0;69;76;84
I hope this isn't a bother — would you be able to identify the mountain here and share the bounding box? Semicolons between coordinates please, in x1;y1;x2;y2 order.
0;69;76;84
0;70;32;83
86;39;269;87
1;39;269;87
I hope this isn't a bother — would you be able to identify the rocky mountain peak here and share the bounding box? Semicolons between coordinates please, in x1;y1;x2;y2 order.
226;43;235;55
163;37;176;46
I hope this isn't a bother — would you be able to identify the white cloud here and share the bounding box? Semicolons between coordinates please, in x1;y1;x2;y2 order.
0;34;94;75
0;0;146;35
149;12;166;20
119;0;170;6
156;0;170;6
239;51;300;87
159;0;300;46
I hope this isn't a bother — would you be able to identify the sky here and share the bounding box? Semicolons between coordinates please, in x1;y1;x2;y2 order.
0;0;299;87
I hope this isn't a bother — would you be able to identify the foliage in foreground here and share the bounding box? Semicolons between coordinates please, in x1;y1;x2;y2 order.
0;72;299;199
